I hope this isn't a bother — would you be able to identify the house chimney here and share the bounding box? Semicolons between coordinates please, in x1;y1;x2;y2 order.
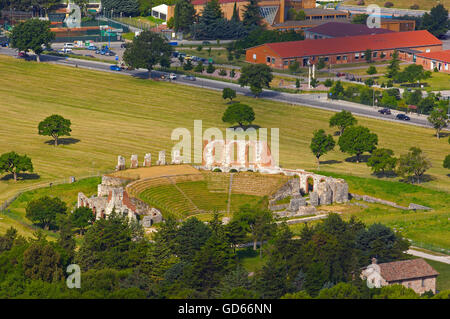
372;257;377;265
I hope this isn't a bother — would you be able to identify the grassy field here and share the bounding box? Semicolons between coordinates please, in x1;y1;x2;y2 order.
425;259;450;291
1;55;450;240
343;0;450;10
1;177;100;238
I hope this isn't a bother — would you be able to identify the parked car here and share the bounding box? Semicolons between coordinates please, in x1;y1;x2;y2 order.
172;51;179;58
88;45;98;51
110;65;121;71
18;51;28;58
64;43;75;49
378;108;391;115
396;114;410;121
0;41;9;47
120;43;129;48
202;41;211;45
185;75;196;81
169;73;177;80
59;48;72;54
336;72;345;77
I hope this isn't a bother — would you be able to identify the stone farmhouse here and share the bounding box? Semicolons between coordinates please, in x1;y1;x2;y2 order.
361;258;439;294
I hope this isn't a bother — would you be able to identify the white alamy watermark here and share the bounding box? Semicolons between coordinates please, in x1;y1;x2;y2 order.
66;264;81;289
171;120;279;168
367;4;381;29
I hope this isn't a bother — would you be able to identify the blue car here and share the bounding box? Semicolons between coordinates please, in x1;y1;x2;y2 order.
88;45;98;50
110;65;121;71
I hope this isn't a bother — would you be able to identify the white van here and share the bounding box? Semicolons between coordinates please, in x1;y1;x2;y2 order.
64;43;75;49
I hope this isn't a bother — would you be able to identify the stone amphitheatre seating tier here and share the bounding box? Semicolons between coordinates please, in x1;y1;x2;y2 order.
126;174;205;197
231;172;289;196
138;184;198;219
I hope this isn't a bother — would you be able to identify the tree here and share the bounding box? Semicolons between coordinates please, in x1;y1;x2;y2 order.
386;50;400;78
57;217;76;265
26;196;67;230
296;10;306;21
0;152;33;181
74;0;89;16
427;107;448;139
238;64;273;97
323;79;333;88
317;58;326;70
206;63;216;74
404;89;422;106
351;14;368;24
397;147;431;183
329;81;344;99
356;223;409;264
194;61;204;73
222;88;236;102
317;282;361;299
38;114;72;146
173;0;195;32
222;103;255;127
231;2;240;22
444;154;450;169
396;64;431;84
10;19;54;62
420;4;449;38
367;148;397;175
123;31;173;73
310;78;319;88
183;59;193;70
367;66;377;75
338;126;378;163
364;49;373;63
329;110;357;136
23;240;63;282
242;0;262;30
175;217;212;261
289;61;300;74
310;129;335;169
225;220;247;253
71;206;95;235
418;96;436;114
101;0;139;16
373;284;418;299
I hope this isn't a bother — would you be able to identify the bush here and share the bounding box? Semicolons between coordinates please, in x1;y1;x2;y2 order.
218;69;227;76
206;63;216;74
357;0;365;5
194;62;204;73
213;168;222;172
196;45;203;51
384;2;394;8
410;4;419;10
230;69;236;78
434;67;439;72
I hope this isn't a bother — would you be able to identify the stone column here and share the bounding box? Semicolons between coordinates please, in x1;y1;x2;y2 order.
172;149;182;164
130;154;138;168
116;155;125;171
156;151;166;165
143;153;152;167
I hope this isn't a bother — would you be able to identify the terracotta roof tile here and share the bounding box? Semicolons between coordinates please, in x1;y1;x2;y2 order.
306;22;394;38
260;30;441;58
379;259;439;282
191;0;247;5
417;49;450;63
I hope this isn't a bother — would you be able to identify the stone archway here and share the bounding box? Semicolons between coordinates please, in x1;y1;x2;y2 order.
306;176;314;193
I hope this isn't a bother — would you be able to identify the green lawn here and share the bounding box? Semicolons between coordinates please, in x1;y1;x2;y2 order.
424;259;450;292
1;55;450;244
343;0;450;10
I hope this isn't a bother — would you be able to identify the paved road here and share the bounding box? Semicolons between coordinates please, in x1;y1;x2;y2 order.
1;47;437;129
407;249;450;265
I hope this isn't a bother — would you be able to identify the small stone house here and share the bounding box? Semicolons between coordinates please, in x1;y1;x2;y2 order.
361;258;439;294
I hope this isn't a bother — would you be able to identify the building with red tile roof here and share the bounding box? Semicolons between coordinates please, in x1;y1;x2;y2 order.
245;30;442;69
361;258;439;294
304;21;393;39
416;50;450;73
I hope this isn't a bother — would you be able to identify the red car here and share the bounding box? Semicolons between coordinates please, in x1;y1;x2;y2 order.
18;51;28;58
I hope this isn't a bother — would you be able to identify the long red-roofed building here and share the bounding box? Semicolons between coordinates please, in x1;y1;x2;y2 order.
245;30;442;69
415;50;450;73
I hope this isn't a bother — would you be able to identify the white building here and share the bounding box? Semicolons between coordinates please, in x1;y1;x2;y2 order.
151;4;168;21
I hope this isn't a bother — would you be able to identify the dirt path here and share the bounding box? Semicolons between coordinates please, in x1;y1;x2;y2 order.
407;249;450;265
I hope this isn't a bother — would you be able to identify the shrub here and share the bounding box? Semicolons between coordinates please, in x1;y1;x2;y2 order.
206;63;215;74
229;169;238;173
213;168;222;172
384;2;394;8
357;0;365;5
219;69;227;76
196;45;203;51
